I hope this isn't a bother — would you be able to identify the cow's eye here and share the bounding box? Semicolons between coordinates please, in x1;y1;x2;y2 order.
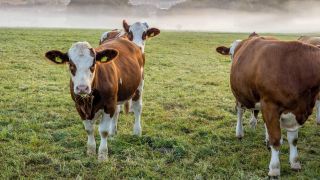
89;65;95;73
69;63;76;76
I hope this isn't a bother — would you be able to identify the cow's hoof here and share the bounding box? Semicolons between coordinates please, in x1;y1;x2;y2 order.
268;168;280;178
291;162;301;171
250;118;257;129
98;151;108;162
236;133;244;140
87;145;96;156
133;127;142;136
268;175;280;180
237;136;243;140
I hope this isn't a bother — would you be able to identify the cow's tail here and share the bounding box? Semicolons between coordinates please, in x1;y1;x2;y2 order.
124;101;130;114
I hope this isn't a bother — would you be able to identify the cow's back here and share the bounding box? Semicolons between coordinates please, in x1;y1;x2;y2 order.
231;37;320;110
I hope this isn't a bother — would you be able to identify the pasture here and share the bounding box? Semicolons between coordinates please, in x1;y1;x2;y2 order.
0;28;319;179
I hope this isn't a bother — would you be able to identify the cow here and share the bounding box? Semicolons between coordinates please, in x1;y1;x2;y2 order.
217;34;278;141
99;20;161;53
218;39;259;138
99;20;160;113
298;36;320;125
216;33;320;177
44;38;144;161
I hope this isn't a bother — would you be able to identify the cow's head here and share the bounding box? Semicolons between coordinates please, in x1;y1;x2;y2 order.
216;40;242;61
45;42;118;96
123;20;160;53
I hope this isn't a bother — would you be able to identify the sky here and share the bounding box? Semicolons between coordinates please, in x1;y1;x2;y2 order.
0;0;320;33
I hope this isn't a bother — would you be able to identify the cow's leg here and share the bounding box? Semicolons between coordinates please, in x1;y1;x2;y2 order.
128;99;134;113
250;110;259;129
264;123;283;149
83;119;96;156
264;123;270;148
98;112;113;161
261;102;281;177
132;80;144;136
287;130;301;170
316;100;320;124
236;105;244;139
109;105;120;137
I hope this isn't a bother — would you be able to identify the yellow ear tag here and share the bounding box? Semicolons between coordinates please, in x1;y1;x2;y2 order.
55;57;62;63
101;56;108;62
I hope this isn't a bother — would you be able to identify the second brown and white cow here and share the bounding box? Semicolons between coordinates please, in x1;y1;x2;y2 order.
217;33;320;177
45;37;144;161
99;20;160;113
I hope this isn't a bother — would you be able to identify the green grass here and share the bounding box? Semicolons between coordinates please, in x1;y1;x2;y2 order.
0;28;319;179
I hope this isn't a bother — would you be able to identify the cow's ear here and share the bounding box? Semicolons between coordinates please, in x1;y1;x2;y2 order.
123;19;130;33
216;46;230;55
96;48;118;63
146;28;160;38
45;50;69;64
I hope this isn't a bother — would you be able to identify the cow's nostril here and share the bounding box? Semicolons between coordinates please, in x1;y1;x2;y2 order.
76;85;89;93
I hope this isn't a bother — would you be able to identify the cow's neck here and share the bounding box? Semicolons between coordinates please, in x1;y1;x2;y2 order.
71;74;99;120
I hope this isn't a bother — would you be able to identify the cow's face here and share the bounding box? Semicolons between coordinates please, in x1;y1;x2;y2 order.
216;40;242;61
45;42;118;96
123;20;160;53
68;42;96;95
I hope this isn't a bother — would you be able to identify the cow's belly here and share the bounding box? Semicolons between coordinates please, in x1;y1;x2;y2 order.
233;89;258;109
117;78;141;102
231;74;259;109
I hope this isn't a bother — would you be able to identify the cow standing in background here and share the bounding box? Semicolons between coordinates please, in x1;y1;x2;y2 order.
217;34;278;141
298;36;320;125
99;20;161;114
217;33;320;177
45;37;144;161
217;39;259;139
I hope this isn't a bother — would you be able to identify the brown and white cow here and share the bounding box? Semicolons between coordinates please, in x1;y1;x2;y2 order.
99;20;160;113
99;20;160;53
298;36;320;125
217;33;320;177
217;39;259;138
217;33;279;141
45;38;144;161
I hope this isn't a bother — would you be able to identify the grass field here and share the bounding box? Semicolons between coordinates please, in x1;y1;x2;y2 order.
0;28;319;179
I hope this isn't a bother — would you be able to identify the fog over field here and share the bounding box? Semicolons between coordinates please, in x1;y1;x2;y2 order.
0;0;320;33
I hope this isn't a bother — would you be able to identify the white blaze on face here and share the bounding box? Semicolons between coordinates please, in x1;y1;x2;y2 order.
229;40;242;61
68;42;95;95
129;22;149;53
